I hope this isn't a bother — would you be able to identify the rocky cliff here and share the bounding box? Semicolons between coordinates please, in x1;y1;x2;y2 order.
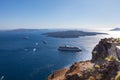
48;38;120;80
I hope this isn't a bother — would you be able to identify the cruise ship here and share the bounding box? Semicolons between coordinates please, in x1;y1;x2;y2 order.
58;45;82;52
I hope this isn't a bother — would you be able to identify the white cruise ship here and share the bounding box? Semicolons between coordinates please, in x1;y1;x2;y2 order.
58;45;82;52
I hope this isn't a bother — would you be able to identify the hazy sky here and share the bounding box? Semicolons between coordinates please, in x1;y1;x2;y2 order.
0;0;120;30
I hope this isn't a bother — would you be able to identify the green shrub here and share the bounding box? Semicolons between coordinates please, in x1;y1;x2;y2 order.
87;67;94;72
96;73;103;80
115;71;120;80
115;38;120;42
88;76;95;80
105;56;117;61
95;64;100;69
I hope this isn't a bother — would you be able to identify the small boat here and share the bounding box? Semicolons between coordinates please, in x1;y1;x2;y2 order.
23;36;29;40
42;40;47;44
58;45;82;52
35;42;39;46
33;48;36;52
24;48;28;51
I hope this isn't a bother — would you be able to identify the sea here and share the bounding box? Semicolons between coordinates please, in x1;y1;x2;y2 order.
0;29;119;80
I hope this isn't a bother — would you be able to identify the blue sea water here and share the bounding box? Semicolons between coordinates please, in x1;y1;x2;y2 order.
0;30;113;80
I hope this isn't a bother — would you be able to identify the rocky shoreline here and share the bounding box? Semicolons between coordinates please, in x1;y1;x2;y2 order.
48;38;120;80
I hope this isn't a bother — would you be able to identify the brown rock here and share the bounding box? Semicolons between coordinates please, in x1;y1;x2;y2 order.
47;38;120;80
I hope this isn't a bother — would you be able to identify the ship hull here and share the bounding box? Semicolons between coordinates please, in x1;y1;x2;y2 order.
58;48;82;52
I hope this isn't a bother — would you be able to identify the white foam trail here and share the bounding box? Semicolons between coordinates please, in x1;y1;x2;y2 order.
0;76;4;80
33;48;36;52
24;48;28;51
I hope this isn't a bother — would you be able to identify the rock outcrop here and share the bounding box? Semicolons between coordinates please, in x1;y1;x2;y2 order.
92;38;120;63
48;38;120;80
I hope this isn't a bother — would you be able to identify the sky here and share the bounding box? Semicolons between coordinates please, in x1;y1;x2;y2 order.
0;0;120;30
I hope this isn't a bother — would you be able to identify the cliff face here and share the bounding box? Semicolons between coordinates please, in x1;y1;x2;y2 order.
91;38;111;62
48;38;120;80
92;38;120;63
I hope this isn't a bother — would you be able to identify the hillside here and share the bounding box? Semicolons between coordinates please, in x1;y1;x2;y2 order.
43;30;107;38
110;28;120;31
48;38;120;80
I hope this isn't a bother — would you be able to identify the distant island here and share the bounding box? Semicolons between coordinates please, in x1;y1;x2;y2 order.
110;28;120;31
42;30;107;38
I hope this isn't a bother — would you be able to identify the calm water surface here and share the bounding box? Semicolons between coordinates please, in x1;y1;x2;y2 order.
0;30;119;80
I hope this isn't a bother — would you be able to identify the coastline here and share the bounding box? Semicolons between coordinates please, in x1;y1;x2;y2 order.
48;38;120;80
42;30;107;38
